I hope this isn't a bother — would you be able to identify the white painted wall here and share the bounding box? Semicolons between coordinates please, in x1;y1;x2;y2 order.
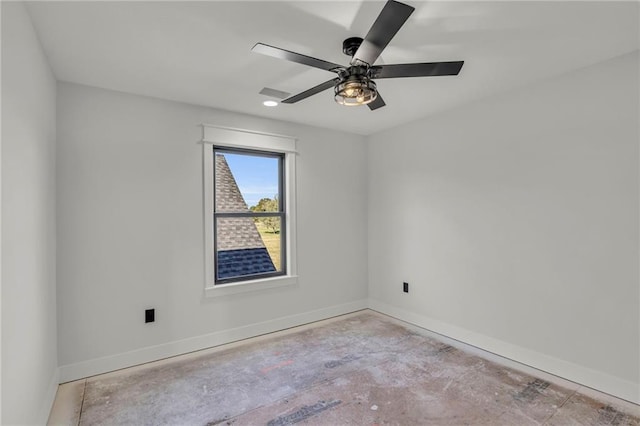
368;51;639;402
56;83;368;377
1;2;59;424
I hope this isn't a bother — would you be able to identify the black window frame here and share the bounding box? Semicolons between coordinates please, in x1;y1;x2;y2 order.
213;146;286;285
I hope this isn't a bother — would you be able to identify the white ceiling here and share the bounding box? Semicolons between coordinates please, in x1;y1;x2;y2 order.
26;1;638;135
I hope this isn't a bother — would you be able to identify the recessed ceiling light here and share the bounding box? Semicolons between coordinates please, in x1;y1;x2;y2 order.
263;100;278;107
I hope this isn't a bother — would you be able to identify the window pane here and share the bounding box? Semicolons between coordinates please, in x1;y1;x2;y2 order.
216;216;282;280
214;148;285;283
215;152;280;213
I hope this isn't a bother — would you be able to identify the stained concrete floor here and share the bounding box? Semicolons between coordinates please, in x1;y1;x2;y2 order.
49;310;640;425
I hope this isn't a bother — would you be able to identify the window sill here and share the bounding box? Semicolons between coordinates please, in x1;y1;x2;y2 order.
205;275;298;298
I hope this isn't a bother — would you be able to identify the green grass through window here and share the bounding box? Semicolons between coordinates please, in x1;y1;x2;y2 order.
256;222;281;271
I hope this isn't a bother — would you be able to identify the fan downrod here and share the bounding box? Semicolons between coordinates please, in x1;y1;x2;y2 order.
342;37;363;57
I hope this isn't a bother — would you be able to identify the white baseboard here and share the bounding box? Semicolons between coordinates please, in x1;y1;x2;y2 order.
41;367;61;425
59;299;368;383
368;299;640;405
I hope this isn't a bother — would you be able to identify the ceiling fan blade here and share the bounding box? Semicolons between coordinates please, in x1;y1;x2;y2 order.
350;0;414;66
281;77;341;104
368;93;386;111
371;61;464;79
252;43;344;73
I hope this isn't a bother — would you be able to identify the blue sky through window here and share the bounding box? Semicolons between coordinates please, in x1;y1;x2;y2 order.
224;153;279;208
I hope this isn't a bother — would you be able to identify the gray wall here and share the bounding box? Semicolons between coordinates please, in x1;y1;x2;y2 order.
1;2;58;424
56;83;368;374
368;51;639;402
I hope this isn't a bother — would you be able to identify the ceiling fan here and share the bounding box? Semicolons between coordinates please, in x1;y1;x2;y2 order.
251;0;464;110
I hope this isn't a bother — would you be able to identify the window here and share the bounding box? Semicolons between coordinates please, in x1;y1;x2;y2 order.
213;147;285;283
202;125;297;296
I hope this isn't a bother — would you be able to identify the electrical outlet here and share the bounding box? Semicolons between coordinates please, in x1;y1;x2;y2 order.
145;308;155;323
403;282;409;293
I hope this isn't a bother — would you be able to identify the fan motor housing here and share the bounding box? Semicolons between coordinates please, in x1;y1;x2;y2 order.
342;37;364;57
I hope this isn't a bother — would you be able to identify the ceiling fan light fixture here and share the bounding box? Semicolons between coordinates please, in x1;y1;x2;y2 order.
334;78;377;106
252;0;463;110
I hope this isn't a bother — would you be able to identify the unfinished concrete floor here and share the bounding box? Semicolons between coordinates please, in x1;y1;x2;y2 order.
49;310;639;425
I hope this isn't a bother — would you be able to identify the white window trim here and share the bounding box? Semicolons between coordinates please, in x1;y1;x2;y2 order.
201;124;298;298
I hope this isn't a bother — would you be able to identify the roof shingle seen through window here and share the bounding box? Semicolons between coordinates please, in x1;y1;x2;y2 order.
215;154;251;213
215;154;265;251
217;248;276;279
